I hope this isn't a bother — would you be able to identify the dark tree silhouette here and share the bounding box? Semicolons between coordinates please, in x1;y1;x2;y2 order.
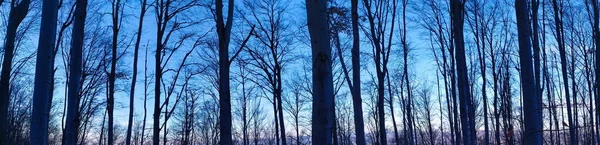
30;0;58;144
64;0;88;144
306;0;335;144
514;0;543;144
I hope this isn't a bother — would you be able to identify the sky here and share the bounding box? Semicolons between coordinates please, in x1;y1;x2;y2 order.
2;0;464;135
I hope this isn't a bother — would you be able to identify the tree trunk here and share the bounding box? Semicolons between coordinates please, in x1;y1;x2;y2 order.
126;0;147;144
0;1;30;144
551;1;577;144
306;0;334;144
401;1;414;144
450;0;475;144
386;76;399;145
108;0;122;144
30;0;57;144
153;7;162;145
64;0;87;144
515;0;543;144
142;43;149;145
216;0;234;144
592;0;600;144
276;71;287;145
350;0;366;144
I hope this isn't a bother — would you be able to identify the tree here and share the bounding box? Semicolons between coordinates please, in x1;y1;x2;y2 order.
350;0;366;144
465;0;490;143
233;60;256;145
64;0;88;144
399;0;415;144
362;0;398;144
215;0;234;144
450;0;476;144
283;72;309;145
242;0;293;143
306;0;335;144
108;0;124;144
514;0;543;144
126;0;148;144
593;0;600;144
0;0;30;144
152;0;197;144
30;0;59;144
551;0;577;144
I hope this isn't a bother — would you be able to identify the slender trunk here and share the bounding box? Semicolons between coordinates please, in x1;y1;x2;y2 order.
295;111;300;145
531;0;543;130
469;2;489;143
242;80;248;145
436;72;444;145
276;72;287;145
350;0;366;144
141;43;149;145
333;104;339;145
306;0;334;144
153;26;162;145
99;110;106;145
126;0;147;144
153;1;163;143
64;0;87;144
401;1;414;144
551;1;577;144
592;0;600;144
570;36;579;143
108;1;122;144
386;76;399;145
274;98;279;145
30;0;58;144
448;24;461;145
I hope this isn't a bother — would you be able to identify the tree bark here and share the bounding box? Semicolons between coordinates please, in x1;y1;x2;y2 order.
64;0;87;144
450;0;475;144
515;0;543;144
350;0;366;144
108;0;122;144
592;0;600;144
30;0;58;144
216;0;235;144
306;0;334;144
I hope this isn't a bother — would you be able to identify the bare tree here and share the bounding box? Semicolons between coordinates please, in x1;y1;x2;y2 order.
152;0;197;144
213;0;251;143
399;0;415;144
362;0;398;144
241;0;294;143
350;0;366;144
30;0;59;144
514;0;543;144
283;71;309;145
126;0;148;144
107;0;124;144
450;0;476;144
551;0;577;144
0;0;30;144
64;0;88;144
306;0;335;144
